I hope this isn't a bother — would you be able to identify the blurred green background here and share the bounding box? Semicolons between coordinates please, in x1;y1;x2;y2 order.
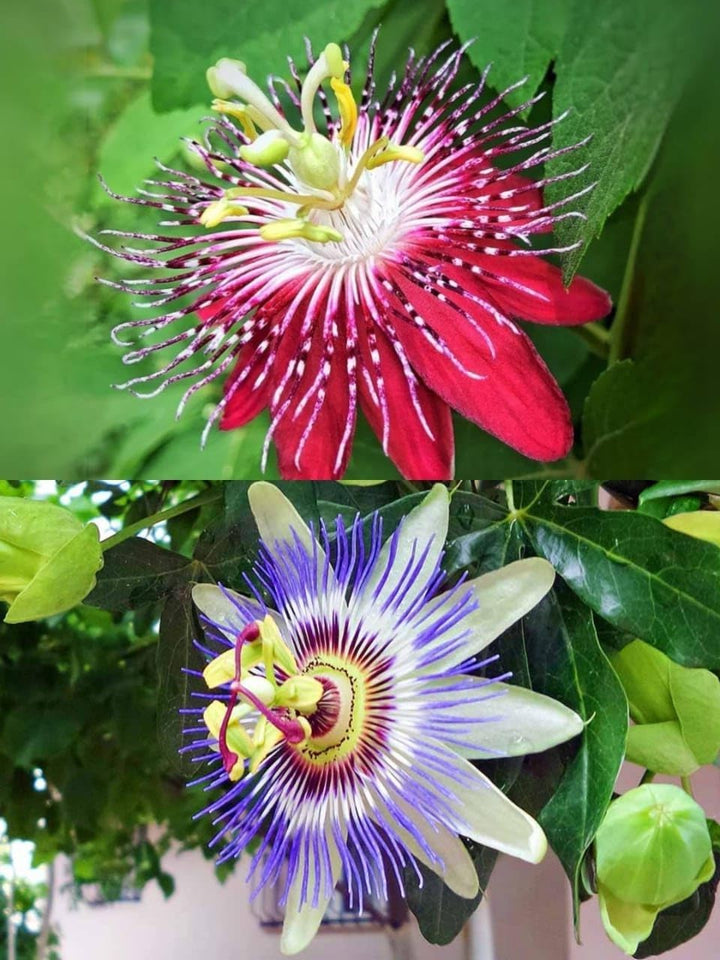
1;0;719;479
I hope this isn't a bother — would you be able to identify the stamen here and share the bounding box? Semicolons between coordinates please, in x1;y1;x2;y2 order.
330;77;358;148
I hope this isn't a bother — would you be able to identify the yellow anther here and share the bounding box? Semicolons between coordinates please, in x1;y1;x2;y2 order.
239;129;290;167
200;199;250;229
330;78;358;149
203;700;252;780
202;639;263;689
275;676;324;714
260;218;343;244
249;716;285;772
211;99;259;140
258;614;298;677
366;143;425;170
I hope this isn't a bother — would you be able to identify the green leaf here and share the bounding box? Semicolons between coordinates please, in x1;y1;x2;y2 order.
518;502;720;668
405;841;498;945
96;92;208;202
156;583;201;773
149;0;388;112
447;0;571;108
639;481;720;506
548;0;707;280
2;705;82;768
86;538;191;610
513;586;627;921
633;849;720;959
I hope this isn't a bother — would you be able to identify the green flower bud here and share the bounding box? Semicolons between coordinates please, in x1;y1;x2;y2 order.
0;497;103;623
595;784;715;954
613;639;720;774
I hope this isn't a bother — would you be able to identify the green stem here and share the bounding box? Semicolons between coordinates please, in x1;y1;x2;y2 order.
571;322;611;359
640;769;656;785
609;194;649;363
681;775;694;797
100;487;222;552
504;480;516;512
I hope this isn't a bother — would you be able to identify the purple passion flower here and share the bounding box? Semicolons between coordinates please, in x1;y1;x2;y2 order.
183;483;583;952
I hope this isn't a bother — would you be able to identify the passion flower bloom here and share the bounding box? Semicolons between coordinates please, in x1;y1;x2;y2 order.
183;483;583;953
97;37;611;480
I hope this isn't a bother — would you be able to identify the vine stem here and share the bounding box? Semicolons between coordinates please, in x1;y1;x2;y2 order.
571;321;611;359
609;194;649;363
100;487;222;552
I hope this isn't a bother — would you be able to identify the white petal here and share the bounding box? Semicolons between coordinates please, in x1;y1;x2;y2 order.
280;832;342;955
353;484;449;623
371;789;479;899
425;678;584;758
248;482;323;563
193;584;257;630
421;558;556;675
428;745;547;864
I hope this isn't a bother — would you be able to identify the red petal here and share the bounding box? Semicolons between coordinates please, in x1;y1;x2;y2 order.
356;321;454;481
219;341;269;430
269;297;356;480
440;247;612;326
386;266;573;461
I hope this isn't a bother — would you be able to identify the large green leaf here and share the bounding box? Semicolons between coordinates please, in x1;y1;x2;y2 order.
156;582;201;773
405;842;498;945
95;92;208;201
518;587;627;920
581;53;720;474
149;0;388;111
517;495;720;668
447;0;571;108
548;0;708;280
86;538;192;610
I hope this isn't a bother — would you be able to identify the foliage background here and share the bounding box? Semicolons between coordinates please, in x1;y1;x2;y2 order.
1;0;720;479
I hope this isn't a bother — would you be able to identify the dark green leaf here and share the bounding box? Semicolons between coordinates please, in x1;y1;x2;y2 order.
517;587;627;921
548;0;708;279
447;0;571;109
519;502;720;668
86;538;191;610
639;482;720;506
156;583;202;773
580;49;720;473
405;842;498;945
2;706;82;768
150;0;388;111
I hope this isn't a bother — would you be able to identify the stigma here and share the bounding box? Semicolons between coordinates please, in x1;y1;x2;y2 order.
203;42;425;243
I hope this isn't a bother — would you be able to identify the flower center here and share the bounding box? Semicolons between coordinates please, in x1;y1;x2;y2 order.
201;42;424;246
299;655;366;764
201;616;324;781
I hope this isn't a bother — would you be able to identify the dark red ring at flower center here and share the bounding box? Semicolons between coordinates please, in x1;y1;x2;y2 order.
307;676;342;737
